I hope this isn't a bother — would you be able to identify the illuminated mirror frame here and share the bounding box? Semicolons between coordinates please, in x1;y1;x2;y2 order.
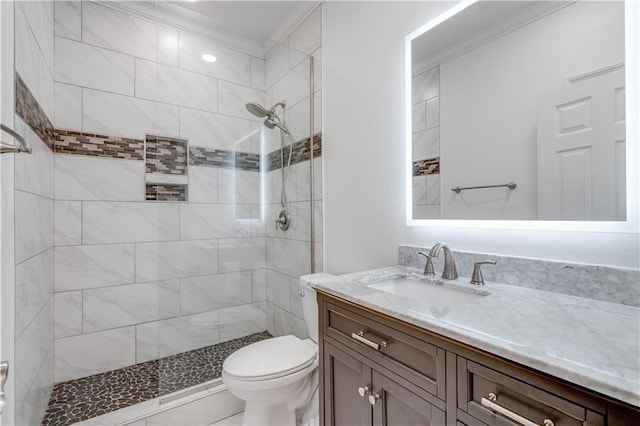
405;0;639;233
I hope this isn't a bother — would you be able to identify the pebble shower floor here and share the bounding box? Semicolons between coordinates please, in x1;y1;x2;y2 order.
41;331;271;426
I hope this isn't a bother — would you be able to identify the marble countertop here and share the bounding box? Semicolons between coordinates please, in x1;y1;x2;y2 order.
307;266;640;407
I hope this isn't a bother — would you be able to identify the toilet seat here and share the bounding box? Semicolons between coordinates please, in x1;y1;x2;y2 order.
223;335;317;381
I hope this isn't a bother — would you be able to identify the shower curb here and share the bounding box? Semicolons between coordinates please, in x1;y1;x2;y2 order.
75;381;243;426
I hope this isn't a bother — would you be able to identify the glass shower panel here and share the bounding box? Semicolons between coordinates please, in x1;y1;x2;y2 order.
262;40;316;339
149;2;317;397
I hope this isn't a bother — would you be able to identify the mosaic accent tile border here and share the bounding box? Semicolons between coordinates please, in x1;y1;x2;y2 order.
146;183;187;201
413;157;440;176
53;129;145;160
189;147;260;171
266;133;322;172
146;135;188;174
15;72;55;150
234;151;261;171
42;331;271;426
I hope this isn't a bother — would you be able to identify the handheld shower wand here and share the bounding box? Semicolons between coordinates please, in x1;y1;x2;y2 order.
245;100;294;228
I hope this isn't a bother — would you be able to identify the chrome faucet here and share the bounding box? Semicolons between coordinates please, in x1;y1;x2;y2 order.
428;243;459;280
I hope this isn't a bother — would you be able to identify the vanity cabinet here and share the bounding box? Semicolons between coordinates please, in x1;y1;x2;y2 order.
323;340;446;425
318;292;640;426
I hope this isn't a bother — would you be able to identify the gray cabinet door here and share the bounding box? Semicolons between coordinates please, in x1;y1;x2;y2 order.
323;341;373;426
371;370;446;426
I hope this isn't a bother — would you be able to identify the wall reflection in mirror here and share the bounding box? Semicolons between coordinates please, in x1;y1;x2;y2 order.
410;1;626;221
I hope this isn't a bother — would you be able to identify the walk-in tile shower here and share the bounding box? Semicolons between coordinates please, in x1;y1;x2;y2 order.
1;1;323;424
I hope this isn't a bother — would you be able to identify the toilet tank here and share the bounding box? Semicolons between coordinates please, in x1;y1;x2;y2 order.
299;273;334;343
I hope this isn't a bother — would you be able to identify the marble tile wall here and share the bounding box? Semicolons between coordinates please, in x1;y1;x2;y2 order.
15;73;54;149
263;6;324;339
5;6;325;426
51;193;270;382
50;0;270;383
44;0;326;387
53;1;265;140
412;66;441;219
399;244;640;306
13;2;56;425
15;2;54;121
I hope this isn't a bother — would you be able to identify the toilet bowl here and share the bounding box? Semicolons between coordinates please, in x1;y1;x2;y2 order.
222;273;333;426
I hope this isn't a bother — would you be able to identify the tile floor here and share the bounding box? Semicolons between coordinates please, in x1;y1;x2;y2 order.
42;332;270;426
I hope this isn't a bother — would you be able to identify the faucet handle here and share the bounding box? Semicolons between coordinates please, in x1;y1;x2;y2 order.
470;260;497;286
418;251;436;277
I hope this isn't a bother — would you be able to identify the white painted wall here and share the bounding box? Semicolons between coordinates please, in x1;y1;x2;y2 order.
322;1;639;273
440;1;624;219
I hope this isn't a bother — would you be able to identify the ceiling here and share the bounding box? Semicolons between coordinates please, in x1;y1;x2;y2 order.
170;1;318;43
412;1;537;64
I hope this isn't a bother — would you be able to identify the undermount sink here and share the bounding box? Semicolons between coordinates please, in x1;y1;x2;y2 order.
368;277;488;308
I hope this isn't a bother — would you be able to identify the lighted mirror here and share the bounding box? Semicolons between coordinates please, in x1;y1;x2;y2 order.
408;1;628;222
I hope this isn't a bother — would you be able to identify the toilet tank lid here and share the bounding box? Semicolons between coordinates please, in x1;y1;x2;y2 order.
223;335;317;379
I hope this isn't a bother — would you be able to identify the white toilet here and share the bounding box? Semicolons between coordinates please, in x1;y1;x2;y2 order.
222;273;332;426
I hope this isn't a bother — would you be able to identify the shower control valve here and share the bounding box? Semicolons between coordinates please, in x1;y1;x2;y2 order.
274;209;291;231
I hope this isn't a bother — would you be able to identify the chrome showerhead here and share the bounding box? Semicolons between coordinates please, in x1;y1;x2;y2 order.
245;100;287;119
245;102;269;118
246;101;290;135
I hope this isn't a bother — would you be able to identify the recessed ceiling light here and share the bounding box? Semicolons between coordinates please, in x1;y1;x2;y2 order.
202;54;217;63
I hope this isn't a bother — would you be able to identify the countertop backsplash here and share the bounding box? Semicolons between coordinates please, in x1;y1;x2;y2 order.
399;245;640;307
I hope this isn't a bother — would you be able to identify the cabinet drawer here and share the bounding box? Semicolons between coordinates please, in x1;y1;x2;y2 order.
322;299;446;400
458;358;605;426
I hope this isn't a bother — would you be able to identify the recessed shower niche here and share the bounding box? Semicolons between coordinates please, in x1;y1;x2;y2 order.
145;135;189;202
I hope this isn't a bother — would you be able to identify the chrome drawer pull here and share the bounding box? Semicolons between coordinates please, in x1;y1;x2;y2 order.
481;393;554;426
351;331;387;351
